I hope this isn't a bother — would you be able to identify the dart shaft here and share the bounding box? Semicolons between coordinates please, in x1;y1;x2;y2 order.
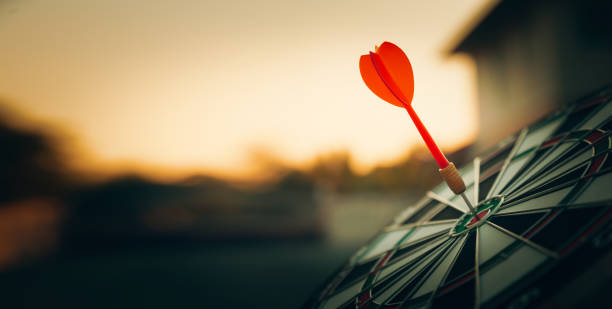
460;192;478;219
404;105;449;169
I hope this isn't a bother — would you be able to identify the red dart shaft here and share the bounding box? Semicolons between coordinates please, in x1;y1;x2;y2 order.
403;105;449;169
368;52;449;169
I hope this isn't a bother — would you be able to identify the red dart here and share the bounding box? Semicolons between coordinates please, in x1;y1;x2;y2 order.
359;42;477;216
359;42;448;169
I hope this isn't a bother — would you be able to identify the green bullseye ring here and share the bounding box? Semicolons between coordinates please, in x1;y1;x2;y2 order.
450;195;504;236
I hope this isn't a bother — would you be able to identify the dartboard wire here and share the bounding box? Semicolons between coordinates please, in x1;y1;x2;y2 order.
494;199;612;216
359;209;446;264
381;239;456;306
391;193;453;228
357;231;453;280
550;94;608;137
571;92;610;115
504;131;611;198
559;207;612;257
486;128;528;200
478;132;520;164
503;169;582;207
318;264;379;308
390;199;427;228
492;112;572;197
505;156;593;203
422;203;452;222
319;236;385;300
425;233;468;307
352;234;389;265
359;234;453;301
507;161;584;201
427;191;465;213
506;148;611;203
317;265;352;301
503;166;612;216
322;261;378;299
372;238;453;306
498;96;610;199
354;229;419;266
473;157;481;206
393;237;460;308
474;228;481;309
485;221;559;259
498;131;572;195
575;98;612;131
504;128;610;195
500;131;576;196
384;219;456;232
559;152;608;206
392;234;454;261
504;204;612;260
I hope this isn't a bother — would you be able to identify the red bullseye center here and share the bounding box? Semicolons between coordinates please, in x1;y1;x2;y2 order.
450;196;504;236
468;209;490;226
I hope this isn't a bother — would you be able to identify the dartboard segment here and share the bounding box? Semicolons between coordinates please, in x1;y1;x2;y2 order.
478;241;548;304
495;98;611;199
487;112;567;198
506;131;611;198
373;241;451;306
488;212;548;236
411;236;466;300
378;234;449;281
503;130;606;194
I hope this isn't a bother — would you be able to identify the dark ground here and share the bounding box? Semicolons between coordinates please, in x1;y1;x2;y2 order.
0;241;357;309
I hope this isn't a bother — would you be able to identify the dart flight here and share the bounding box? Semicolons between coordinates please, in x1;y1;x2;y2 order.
359;41;477;216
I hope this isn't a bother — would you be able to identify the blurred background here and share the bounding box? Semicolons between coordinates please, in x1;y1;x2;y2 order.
1;0;611;308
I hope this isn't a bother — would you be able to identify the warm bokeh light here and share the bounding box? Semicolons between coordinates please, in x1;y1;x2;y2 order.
0;0;492;179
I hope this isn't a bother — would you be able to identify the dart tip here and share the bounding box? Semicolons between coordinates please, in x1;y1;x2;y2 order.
460;192;478;220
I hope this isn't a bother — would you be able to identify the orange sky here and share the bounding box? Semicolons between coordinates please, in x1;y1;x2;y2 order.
0;0;494;179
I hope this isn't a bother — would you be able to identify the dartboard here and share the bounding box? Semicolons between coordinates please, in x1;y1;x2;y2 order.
305;88;612;309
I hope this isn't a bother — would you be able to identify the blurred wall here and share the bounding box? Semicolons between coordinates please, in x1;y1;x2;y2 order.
453;0;612;150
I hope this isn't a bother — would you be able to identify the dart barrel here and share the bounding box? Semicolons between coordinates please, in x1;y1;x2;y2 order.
439;162;466;194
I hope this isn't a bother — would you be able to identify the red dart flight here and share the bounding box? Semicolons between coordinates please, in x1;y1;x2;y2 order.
359;41;477;216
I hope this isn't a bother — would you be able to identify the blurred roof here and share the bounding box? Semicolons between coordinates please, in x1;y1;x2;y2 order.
446;0;504;55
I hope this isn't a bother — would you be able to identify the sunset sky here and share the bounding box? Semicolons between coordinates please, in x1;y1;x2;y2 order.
0;0;494;179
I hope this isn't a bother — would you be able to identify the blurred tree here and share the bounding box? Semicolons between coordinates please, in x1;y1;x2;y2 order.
310;152;354;192
0;108;72;204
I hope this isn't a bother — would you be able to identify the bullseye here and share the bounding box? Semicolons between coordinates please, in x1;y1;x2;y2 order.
450;195;505;236
468;209;490;226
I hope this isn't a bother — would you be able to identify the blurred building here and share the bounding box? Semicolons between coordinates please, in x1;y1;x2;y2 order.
451;0;612;150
